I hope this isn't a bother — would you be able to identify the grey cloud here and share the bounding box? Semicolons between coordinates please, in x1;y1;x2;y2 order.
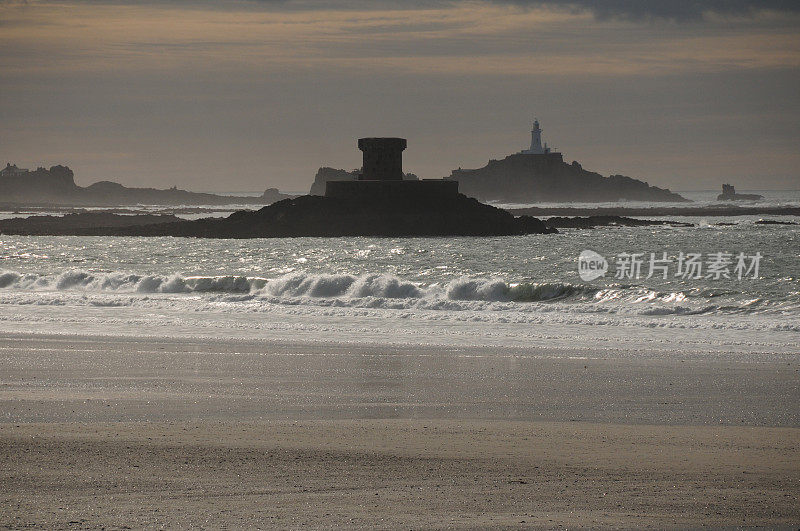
32;0;800;19
248;0;800;20
492;0;800;21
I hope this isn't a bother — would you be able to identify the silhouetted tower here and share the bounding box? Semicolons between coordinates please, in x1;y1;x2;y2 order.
358;138;407;180
326;136;458;199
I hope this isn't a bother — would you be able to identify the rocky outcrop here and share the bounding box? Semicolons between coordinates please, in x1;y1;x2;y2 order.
79;182;292;206
754;219;797;225
508;205;800;217
260;188;291;203
0;194;557;238
445;154;687;203
308;167;419;195
545;216;693;229
0;165;79;203
717;184;763;201
309;167;359;196
0;212;181;236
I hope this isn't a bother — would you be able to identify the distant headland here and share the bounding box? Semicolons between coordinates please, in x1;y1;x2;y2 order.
443;119;688;203
0;163;292;207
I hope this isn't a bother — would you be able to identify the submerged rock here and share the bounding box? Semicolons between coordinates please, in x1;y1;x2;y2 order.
754;219;797;225
545;216;693;229
508;205;800;217
0;212;181;236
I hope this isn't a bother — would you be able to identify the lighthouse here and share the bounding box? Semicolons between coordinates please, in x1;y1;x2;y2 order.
521;118;551;155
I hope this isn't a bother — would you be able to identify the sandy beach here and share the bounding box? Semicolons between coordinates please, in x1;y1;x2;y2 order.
1;333;798;528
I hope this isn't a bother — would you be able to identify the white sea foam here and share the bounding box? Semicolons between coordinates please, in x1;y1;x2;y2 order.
0;222;797;354
0;269;796;316
0;269;592;302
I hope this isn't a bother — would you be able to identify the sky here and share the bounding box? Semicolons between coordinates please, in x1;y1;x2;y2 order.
1;0;799;192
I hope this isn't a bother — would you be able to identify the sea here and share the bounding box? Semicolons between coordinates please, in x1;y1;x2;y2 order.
0;190;798;358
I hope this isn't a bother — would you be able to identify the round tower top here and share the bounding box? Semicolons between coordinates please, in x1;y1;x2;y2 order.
358;138;407;152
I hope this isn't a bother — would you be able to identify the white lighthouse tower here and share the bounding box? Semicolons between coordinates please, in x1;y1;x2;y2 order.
521;118;551;155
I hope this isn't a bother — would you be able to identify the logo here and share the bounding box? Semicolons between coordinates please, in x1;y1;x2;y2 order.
578;249;608;281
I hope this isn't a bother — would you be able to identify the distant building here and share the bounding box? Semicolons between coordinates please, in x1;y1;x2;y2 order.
520;119;558;156
0;163;29;178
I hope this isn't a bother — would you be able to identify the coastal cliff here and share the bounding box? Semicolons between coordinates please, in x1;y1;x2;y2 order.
444;154;688;203
0;164;293;206
0;165;79;201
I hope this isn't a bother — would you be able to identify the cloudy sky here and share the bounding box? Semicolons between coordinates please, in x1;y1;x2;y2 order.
1;0;799;192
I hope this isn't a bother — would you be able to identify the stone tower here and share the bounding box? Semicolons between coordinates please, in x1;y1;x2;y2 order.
358;137;407;181
324;137;457;200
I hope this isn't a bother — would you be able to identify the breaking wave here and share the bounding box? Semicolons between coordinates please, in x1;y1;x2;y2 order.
0;269;256;294
0;269;795;316
0;269;597;302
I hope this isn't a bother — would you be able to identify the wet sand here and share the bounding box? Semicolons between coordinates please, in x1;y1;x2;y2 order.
1;333;798;528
